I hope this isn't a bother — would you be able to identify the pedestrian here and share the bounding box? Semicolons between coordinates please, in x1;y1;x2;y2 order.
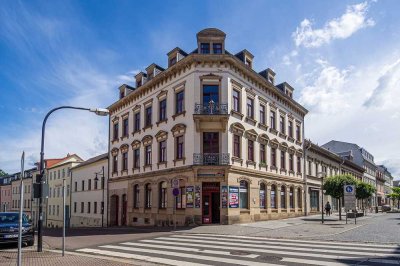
325;201;331;216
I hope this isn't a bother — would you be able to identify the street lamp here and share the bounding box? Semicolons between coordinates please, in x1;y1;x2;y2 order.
318;171;327;224
37;106;109;252
94;166;105;227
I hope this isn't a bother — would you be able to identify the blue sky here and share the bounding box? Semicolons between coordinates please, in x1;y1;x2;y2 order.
1;0;400;178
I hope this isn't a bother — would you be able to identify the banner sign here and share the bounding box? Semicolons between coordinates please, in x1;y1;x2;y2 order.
186;186;194;208
195;185;201;208
229;186;239;208
221;186;228;208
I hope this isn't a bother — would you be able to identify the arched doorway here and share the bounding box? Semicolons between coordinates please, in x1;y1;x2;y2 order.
110;195;119;226
121;194;127;226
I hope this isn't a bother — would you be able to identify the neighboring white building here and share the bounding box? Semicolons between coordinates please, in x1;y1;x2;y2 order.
70;153;108;227
107;28;308;226
46;154;83;228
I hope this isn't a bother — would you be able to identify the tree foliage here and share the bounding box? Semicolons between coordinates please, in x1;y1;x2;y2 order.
355;181;376;200
323;174;357;199
388;187;400;208
0;169;7;177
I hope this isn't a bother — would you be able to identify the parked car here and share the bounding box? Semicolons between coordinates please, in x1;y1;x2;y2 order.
381;205;391;212
0;212;34;246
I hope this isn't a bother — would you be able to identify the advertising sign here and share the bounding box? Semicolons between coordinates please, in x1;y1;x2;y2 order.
195;185;201;208
186;186;194;208
229;186;239;208
221;186;228;208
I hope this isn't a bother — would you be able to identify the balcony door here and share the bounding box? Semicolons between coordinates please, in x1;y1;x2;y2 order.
203;132;219;153
203;85;219;105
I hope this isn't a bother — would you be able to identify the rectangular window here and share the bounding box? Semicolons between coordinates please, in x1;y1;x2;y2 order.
113;123;119;140
176;91;184;114
74;202;77;213
134;149;140;168
88;179;92;191
81;202;84;213
213;43;222;54
281;151;286;169
134;112;140;132
122;118;129;137
260;105;265;125
94;179;98;190
159;140;167;162
87;202;91;214
280;116;285;134
296;124;301;141
176;187;186;209
288;121;293;138
248;140;254;161
62;169;65;178
297;157;301;173
113;155;118;173
159;99;167;121
134;185;140;209
57;205;59;216
82;180;85;191
200;43;210;54
176;136;184;160
308;161;312;175
270;111;276;129
94;202;97;214
260;144;266;163
169;56;177;66
122;152;128;171
145;145;152;165
145;106;152;127
289;154;294;171
232;89;240;112
271;148;276;167
67;185;70;197
246;98;254;119
233;135;241;158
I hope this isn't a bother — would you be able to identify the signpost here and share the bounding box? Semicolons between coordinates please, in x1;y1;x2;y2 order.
18;151;25;266
172;179;179;230
344;185;356;224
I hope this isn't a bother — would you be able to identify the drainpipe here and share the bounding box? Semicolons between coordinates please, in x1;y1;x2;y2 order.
303;134;312;217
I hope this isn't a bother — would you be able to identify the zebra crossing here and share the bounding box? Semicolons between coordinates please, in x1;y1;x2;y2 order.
76;233;400;265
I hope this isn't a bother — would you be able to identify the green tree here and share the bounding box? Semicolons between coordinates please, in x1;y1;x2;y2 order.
355;181;376;212
323;174;357;220
0;169;7;177
388;187;400;209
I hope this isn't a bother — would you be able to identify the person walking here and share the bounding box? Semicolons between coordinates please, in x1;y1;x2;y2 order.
325;201;331;216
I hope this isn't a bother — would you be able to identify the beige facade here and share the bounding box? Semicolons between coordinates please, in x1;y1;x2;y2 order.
10;177;33;215
70;153;108;227
107;28;308;226
46;154;83;228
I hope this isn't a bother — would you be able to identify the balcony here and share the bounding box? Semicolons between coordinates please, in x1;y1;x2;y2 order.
193;101;229;132
193;153;230;166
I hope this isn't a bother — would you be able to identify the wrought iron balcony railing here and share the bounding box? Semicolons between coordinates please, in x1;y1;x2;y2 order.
193;153;230;165
194;101;228;115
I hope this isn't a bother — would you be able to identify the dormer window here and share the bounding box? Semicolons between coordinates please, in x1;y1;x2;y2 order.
200;43;210;54
245;58;252;68
120;90;124;99
213;43;222;54
137;80;142;87
169;56;177;66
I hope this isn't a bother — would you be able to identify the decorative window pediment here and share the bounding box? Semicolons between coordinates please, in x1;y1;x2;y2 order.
230;79;243;90
121;112;129;118
171;123;186;136
111;148;119;156
200;73;222;81
258;134;269;144
296;148;303;156
112;116;119;123
231;123;245;136
279;142;289;151
157;90;168;100
155;130;168;142
288;146;296;155
132;105;141;112
131;140;141;149
120;144;129;153
269;138;280;148
245;129;258;140
245;87;256;98
142;135;153;145
237;176;252;184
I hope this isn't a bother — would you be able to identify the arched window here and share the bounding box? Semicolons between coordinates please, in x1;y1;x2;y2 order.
271;184;277;209
297;188;302;209
159;181;167;209
145;183;152;209
289;187;294;209
133;184;139;209
281;186;286;209
239;180;249;209
260;183;266;209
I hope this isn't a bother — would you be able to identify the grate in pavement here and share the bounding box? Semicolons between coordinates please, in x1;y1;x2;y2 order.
258;255;283;261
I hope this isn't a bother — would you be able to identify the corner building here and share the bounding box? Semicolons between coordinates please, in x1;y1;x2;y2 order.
108;28;308;226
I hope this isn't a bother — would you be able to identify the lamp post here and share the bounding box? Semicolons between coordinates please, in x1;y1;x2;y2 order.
94;166;105;227
318;171;327;224
37;106;108;252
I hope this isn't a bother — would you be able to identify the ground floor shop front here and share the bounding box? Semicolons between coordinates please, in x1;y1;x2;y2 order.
107;166;306;226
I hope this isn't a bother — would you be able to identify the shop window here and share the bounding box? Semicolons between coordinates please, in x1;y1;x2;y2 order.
145;183;152;209
239;180;249;209
271;185;277;209
281;186;286;209
176;187;186;209
260;183;266;209
298;188;302;208
290;187;294;209
159;181;167;209
133;184;139;209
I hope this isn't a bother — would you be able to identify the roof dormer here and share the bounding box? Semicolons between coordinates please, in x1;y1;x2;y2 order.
135;72;147;87
196;28;226;54
235;49;254;68
276;82;294;98
167;47;188;67
145;63;165;80
259;68;276;85
118;84;135;99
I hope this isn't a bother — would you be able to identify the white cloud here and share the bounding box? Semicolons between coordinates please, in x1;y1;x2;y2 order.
293;1;375;48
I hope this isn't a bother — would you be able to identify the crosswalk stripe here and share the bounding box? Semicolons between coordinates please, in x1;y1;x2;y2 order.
154;237;399;260
119;242;259;258
76;248;210;266
191;233;399;249
99;244;282;266
174;234;399;253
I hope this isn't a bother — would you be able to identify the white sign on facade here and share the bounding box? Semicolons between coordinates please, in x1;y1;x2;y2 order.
172;179;180;189
344;185;356;211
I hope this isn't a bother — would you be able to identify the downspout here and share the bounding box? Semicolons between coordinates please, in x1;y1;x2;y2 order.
303;132;312;217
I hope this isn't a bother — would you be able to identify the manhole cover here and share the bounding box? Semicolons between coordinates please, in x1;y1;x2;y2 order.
258;255;283;261
230;250;251;256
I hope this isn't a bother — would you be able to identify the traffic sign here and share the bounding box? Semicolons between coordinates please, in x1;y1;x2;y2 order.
344;185;355;195
344;185;356;211
173;188;180;196
172;179;179;188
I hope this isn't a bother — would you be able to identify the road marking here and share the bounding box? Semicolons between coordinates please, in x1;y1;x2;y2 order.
99;244;281;266
120;242;259;258
191;233;400;248
77;248;209;266
172;234;400;253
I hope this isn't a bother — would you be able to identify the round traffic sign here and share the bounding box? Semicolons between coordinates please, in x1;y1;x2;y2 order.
345;186;353;193
173;187;180;196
